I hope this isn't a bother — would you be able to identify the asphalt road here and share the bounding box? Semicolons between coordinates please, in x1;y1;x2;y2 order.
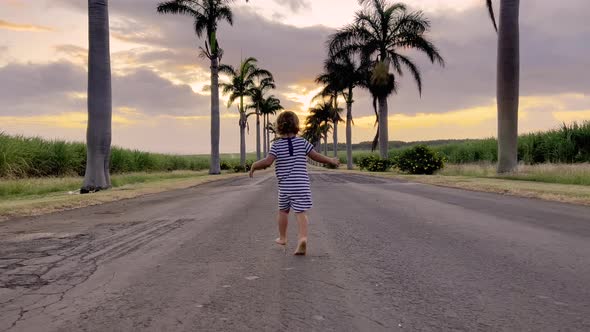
1;171;589;331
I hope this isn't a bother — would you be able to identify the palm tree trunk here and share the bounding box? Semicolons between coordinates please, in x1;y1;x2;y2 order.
267;114;271;149
346;101;353;170
209;56;221;174
239;95;245;167
323;131;328;156
496;0;520;173
263;114;267;156
267;114;270;149
256;109;261;160
378;96;389;159
82;0;112;193
333;121;338;157
333;93;339;158
239;112;246;168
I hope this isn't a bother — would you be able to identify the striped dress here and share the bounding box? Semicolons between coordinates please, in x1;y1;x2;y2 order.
269;136;314;213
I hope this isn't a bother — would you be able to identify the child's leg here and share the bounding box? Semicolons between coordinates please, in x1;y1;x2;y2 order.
295;212;308;240
276;210;289;245
294;212;308;255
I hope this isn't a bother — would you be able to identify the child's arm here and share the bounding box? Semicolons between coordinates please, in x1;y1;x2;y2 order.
249;155;276;178
308;150;340;167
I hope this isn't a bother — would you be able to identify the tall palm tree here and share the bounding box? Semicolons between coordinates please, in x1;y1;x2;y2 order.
219;57;271;166
329;103;344;157
368;61;397;152
258;95;283;155
248;76;276;159
330;0;444;159
308;102;333;155
157;0;249;174
487;0;520;173
302;116;323;151
82;0;112;193
318;52;369;169
314;75;343;159
266;121;277;143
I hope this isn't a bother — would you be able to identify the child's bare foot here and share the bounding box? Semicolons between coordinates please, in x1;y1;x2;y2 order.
294;238;307;256
275;238;287;246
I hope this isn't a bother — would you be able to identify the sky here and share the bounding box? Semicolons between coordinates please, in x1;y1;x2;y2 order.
0;0;589;154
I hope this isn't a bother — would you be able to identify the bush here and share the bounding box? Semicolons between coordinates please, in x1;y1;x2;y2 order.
394;145;445;175
233;160;253;173
357;155;393;172
220;160;233;171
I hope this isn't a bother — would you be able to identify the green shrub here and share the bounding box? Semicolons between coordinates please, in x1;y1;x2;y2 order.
233;160;253;173
357;155;393;172
395;145;445;175
220;160;233;171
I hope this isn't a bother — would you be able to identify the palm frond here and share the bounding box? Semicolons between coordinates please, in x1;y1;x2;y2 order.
486;0;498;31
396;34;444;66
393;53;423;95
218;64;236;76
218;6;234;26
156;2;198;16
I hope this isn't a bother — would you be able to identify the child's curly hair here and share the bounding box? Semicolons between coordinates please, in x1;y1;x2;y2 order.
276;111;300;136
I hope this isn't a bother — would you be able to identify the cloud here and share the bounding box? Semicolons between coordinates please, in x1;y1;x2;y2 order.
7;0;590;154
378;0;590;118
54;44;87;65
113;68;210;116
273;0;311;13
3;0;25;7
0;61;86;115
53;0;333;112
0;61;210;117
52;0;590;120
0;19;54;32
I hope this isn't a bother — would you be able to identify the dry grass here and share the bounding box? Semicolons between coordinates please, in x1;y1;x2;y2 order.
0;172;245;221
440;163;590;186
328;165;590;206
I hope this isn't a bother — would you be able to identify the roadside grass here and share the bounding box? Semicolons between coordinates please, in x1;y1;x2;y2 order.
329;163;590;206
371;172;590;206
439;163;590;186
0;171;247;221
0;132;244;178
0;171;214;199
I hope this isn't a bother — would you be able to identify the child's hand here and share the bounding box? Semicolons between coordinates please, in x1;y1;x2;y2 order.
331;157;341;167
249;167;255;178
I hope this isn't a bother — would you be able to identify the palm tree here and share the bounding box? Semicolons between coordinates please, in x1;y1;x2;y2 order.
314;73;343;159
317;52;369;169
82;0;112;193
308;102;333;155
258;95;283;155
330;0;444;159
248;76;276;159
157;0;249;174
368;61;397;152
487;0;520;173
266;121;278;143
219;57;272;166
315;69;343;157
302;116;323;151
329;104;344;157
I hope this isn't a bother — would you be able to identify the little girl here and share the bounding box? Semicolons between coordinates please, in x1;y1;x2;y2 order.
249;111;340;255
